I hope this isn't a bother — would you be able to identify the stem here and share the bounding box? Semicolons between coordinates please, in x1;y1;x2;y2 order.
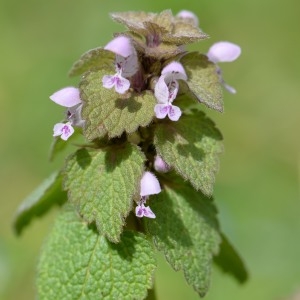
145;283;157;300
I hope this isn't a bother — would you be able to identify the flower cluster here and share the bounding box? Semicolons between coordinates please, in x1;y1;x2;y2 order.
48;9;241;219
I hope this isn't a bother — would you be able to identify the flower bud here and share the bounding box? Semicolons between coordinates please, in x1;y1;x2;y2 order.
177;10;199;27
154;155;171;173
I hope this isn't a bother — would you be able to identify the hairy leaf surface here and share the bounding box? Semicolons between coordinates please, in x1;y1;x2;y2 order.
64;143;145;242
13;172;66;235
80;69;156;140
69;47;115;77
180;52;224;112
146;173;221;297
154;112;223;196
37;206;156;300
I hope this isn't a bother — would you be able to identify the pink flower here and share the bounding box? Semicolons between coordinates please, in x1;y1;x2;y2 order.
50;87;84;140
135;202;156;219
154;155;171;173
135;171;161;219
154;62;187;121
102;71;130;94
53;122;74;141
50;87;81;107
103;36;139;94
207;41;241;94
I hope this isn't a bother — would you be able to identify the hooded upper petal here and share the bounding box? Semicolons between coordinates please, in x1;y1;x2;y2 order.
207;41;241;63
140;171;161;197
104;36;134;58
50;87;81;108
154;75;170;104
161;61;187;81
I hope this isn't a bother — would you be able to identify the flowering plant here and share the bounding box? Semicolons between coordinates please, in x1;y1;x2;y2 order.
14;10;247;299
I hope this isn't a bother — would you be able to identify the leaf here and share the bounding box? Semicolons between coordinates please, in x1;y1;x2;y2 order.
180;52;224;112
111;11;152;34
214;233;248;283
13;171;66;235
37;205;156;300
144;42;183;60
80;69;156;140
63;143;145;242
145;173;221;297
69;47;115;77
154;112;223;196
162;21;208;45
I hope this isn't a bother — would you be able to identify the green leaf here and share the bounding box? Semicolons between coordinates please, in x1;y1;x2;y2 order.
111;11;207;47
80;69;156;140
63;143;145;242
154;112;223;196
162;21;208;45
214;233;248;283
69;47;115;77
13;171;66;235
180;52;224;112
37;205;156;300
144;42;183;60
110;11;152;34
145;173;221;297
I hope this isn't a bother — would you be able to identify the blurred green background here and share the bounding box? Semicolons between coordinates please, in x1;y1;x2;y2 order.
1;0;299;299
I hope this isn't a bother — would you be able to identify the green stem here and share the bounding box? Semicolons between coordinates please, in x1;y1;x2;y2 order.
145;282;157;300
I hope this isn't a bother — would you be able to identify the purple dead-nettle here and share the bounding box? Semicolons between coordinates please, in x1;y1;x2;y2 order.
50;86;84;140
53;122;74;141
102;36;139;94
207;41;241;94
154;61;187;121
154;155;171;173
135;171;161;219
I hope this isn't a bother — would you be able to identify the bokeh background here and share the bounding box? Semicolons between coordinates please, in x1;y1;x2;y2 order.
1;0;299;299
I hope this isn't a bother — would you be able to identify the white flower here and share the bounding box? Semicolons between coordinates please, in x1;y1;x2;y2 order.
103;36;139;94
154;62;187;121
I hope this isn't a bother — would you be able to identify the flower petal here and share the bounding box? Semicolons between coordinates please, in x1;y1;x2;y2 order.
207;41;241;63
53;122;74;140
50;87;81;108
104;36;134;58
102;75;116;89
142;206;156;219
168;105;182;121
154;75;169;104
135;204;145;218
223;82;236;94
116;53;139;78
161;62;187;81
154;155;171;173
114;75;130;94
140;171;161;197
135;204;156;219
154;104;169;119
